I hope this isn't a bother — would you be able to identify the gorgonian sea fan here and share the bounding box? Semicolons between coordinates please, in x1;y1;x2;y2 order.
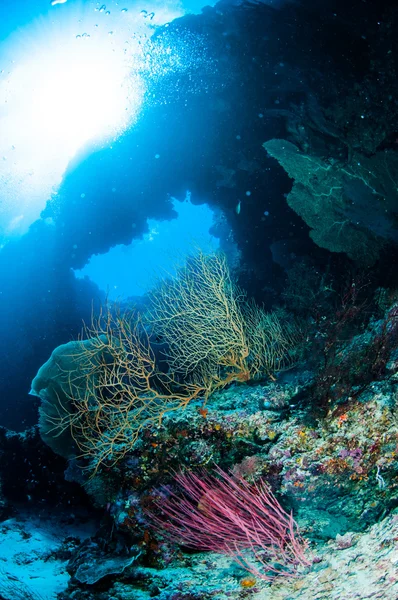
148;466;310;581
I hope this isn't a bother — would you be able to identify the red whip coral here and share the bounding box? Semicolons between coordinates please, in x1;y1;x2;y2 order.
150;467;310;580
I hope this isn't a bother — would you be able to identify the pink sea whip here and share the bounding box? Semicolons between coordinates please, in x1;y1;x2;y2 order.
150;466;310;581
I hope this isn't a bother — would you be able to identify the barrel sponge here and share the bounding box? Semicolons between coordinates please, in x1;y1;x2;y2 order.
30;338;101;459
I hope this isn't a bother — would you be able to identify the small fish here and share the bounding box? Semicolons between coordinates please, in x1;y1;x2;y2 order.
235;200;241;215
51;0;67;6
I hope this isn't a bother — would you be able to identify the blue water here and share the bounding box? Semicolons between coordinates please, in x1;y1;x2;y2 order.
0;0;227;430
74;196;219;299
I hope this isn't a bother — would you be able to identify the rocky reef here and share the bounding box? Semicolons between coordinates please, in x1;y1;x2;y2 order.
1;278;396;599
0;1;398;599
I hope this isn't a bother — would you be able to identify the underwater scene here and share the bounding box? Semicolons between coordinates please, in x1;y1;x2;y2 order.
1;0;398;598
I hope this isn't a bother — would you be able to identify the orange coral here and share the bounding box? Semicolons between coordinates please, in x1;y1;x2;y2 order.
240;576;257;588
146;251;300;394
46;306;207;473
44;251;301;473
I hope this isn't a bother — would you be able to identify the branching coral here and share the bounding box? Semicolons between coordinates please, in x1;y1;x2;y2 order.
244;303;302;380
40;307;207;473
146;251;252;390
146;251;300;393
35;251;301;472
149;467;310;581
